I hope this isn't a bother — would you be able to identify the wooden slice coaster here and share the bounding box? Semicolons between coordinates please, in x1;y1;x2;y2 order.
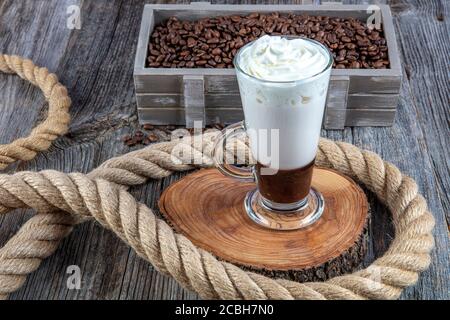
159;167;369;282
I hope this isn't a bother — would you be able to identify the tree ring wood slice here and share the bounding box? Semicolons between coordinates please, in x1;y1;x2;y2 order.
159;167;369;282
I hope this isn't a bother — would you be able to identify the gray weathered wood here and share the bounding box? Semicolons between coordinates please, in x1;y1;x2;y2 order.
138;107;244;125
134;4;154;74
0;0;448;301
347;93;399;109
137;92;243;108
344;108;396;126
323;76;349;129
137;92;399;110
183;75;206;127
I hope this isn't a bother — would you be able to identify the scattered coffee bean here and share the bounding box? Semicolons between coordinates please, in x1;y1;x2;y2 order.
213;123;224;130
143;124;154;130
126;139;136;147
148;133;159;142
148;13;389;69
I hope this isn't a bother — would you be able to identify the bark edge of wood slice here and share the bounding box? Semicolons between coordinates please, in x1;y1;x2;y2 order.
159;167;369;282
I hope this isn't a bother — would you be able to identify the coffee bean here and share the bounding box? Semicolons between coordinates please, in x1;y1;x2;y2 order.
357;29;366;37
327;33;338;44
373;61;384;68
143;124;154;130
187;37;197;47
239;28;247;36
150;49;160;56
207;38;219;44
211;47;222;55
350;61;361;68
213;123;225;130
148;134;158;143
148;13;389;69
341;36;352;43
126;139;137;147
311;25;320;33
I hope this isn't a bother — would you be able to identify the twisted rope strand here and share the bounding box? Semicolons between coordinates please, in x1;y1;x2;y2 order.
0;54;71;170
0;133;435;300
0;212;76;299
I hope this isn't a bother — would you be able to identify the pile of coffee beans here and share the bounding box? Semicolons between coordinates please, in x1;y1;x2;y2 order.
147;12;389;69
122;124;162;147
122;123;225;148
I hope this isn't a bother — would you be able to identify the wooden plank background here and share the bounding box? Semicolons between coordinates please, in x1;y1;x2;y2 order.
0;0;448;300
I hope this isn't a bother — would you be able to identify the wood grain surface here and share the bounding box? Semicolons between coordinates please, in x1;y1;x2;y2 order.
159;168;369;280
0;0;448;300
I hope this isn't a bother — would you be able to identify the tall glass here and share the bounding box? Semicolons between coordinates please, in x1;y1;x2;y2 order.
213;36;333;230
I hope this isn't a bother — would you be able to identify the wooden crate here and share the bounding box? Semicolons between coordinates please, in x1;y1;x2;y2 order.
134;3;402;129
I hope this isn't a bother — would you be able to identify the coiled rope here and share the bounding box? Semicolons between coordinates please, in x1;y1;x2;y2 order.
0;132;435;300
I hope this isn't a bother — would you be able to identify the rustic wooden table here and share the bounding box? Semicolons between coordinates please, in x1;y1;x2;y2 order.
0;0;448;300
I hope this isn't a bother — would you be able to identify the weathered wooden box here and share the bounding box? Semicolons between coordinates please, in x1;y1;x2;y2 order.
134;3;401;129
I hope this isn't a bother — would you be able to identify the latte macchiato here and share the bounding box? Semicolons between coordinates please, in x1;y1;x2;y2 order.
213;35;333;230
237;36;331;203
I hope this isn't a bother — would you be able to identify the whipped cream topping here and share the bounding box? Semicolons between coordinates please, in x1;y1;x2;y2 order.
237;36;330;82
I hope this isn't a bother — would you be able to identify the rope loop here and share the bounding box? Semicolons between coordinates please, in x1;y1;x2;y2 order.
0;54;71;170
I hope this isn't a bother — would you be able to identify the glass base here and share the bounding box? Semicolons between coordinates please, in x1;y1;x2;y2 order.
244;188;324;230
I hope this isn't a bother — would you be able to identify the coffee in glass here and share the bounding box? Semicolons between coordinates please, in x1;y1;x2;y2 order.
213;35;333;230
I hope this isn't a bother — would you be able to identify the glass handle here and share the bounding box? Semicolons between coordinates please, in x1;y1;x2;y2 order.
212;121;254;182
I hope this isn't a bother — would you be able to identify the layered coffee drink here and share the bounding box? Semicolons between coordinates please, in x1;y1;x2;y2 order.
213;35;333;230
238;36;331;206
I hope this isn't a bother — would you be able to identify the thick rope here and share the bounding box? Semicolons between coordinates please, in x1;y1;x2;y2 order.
0;133;435;299
0;54;71;170
0;212;77;300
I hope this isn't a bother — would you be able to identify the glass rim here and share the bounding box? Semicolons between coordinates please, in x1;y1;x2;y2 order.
233;35;333;85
